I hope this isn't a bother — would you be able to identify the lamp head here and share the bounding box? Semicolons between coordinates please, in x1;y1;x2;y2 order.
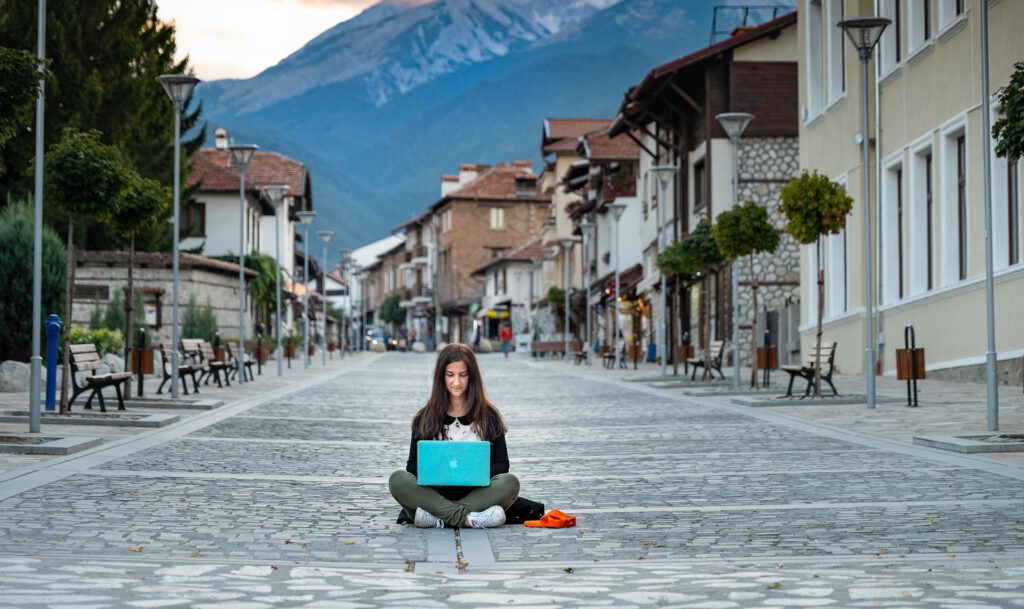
580;221;596;238
317;230;334;245
559;237;574;250
155;74;200;111
609;203;627;221
296;210;316;226
228;144;258;169
262;185;289;207
715;112;755;141
649;164;677;189
838;17;891;56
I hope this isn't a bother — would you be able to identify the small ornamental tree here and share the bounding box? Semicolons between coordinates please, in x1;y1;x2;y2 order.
379;294;406;327
109;172;170;394
993;61;1024;161
713;201;781;387
44;129;130;412
659;217;723;377
779;171;854;396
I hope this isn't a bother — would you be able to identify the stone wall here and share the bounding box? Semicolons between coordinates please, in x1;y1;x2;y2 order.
733;136;802;366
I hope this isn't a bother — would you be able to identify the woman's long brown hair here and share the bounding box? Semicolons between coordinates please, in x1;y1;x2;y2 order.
413;343;507;441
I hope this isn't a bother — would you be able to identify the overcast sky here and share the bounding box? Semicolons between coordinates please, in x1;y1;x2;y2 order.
157;0;380;80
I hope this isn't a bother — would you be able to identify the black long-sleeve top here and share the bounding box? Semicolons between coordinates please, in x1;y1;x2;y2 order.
405;413;509;500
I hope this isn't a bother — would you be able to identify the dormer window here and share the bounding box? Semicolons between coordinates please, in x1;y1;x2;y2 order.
515;177;536;197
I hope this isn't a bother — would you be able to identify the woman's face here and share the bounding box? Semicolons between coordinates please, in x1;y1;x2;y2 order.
444;360;469;400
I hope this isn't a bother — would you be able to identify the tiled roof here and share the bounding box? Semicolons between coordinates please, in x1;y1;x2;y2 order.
580;128;640;161
441;163;549;203
471;237;547;276
189;148;307;197
77;250;258;278
542;118;612;154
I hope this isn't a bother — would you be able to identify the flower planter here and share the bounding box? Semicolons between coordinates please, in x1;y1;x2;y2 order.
283;345;297;359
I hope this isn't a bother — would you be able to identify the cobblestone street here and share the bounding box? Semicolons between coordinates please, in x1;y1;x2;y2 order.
1;352;1024;607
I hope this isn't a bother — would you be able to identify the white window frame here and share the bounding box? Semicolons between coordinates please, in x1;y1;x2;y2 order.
826;174;849;315
489;206;505;230
825;0;846;105
990;97;1023;271
938;0;967;33
939;115;968;286
907;0;932;57
805;0;825;120
880;152;905;305
878;0;902;75
908;134;935;296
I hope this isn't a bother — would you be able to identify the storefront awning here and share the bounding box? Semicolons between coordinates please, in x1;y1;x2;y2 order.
475;308;510;319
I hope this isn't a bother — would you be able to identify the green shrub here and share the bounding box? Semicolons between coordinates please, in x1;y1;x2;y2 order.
547;286;565;304
104;289;126;333
181;294;218;342
89;303;104;330
0;202;67;361
70;326;124;356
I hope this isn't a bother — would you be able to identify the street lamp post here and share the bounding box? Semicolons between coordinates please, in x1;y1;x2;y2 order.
650;165;677;378
580;220;597;366
339;248;353;355
156;73;200;399
356;271;366;351
609;203;627;369
318;231;334;365
978;0;999;430
29;0;47;432
432;215;442;349
229;144;258;384
714;113;754;390
559;237;574;358
262;185;289;376
296;211;316;369
838;16;890;409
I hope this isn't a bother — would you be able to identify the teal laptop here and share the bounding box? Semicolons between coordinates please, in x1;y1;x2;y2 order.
417;441;490;487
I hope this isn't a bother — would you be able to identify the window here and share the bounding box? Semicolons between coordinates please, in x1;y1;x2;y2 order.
489;207;505;230
826;228;848;315
442;208;453;233
1011;159;1020;266
693;159;706;212
879;0;902;72
806;0;824;117
939;0;966;30
881;158;904;304
185;202;206;237
957;134;967;280
925;152;934;290
908;0;931;53
826;0;845;103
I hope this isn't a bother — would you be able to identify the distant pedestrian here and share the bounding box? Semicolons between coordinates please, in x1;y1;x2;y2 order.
499;322;513;358
388;344;519;528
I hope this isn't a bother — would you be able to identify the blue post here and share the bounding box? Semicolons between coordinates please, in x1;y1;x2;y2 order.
45;314;61;412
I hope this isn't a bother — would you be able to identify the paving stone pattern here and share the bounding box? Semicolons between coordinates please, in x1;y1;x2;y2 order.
0;353;1022;607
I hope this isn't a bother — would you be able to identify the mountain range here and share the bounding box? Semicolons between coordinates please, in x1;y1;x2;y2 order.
195;0;787;249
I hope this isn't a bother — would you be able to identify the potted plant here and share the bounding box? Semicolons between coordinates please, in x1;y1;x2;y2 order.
282;334;300;359
327;341;338;352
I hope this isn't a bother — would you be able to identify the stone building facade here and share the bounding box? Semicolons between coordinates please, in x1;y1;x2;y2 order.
72;251;257;344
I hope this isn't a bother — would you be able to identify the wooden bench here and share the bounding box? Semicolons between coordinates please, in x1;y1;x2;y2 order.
688;340;726;381
156;344;201;395
781;341;838;397
68;343;132;412
531;341;565;358
181;339;231;388
225;341;255;382
598;344;626;369
569;341;587;365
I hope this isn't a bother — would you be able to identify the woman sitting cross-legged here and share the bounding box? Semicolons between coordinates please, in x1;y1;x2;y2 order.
388;343;519;528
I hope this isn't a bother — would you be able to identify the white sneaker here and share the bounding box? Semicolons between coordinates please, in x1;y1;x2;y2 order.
467;505;506;528
414;507;444;528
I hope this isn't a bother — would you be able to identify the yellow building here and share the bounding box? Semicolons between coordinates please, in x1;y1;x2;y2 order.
798;0;1024;382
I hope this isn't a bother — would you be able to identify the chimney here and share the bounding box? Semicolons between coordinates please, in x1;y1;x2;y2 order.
441;175;459;196
459;163;488;186
511;160;532;171
214;127;229;149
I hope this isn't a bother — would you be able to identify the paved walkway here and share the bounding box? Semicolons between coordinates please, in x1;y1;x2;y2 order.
0;352;1023;607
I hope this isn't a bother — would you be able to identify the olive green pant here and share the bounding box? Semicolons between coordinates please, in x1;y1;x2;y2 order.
388;470;520;528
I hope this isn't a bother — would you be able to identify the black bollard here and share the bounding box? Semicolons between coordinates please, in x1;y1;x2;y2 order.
137;327;147;397
256;337;262;376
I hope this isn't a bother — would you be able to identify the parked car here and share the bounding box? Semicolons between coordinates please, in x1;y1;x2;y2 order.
365;326;393;350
